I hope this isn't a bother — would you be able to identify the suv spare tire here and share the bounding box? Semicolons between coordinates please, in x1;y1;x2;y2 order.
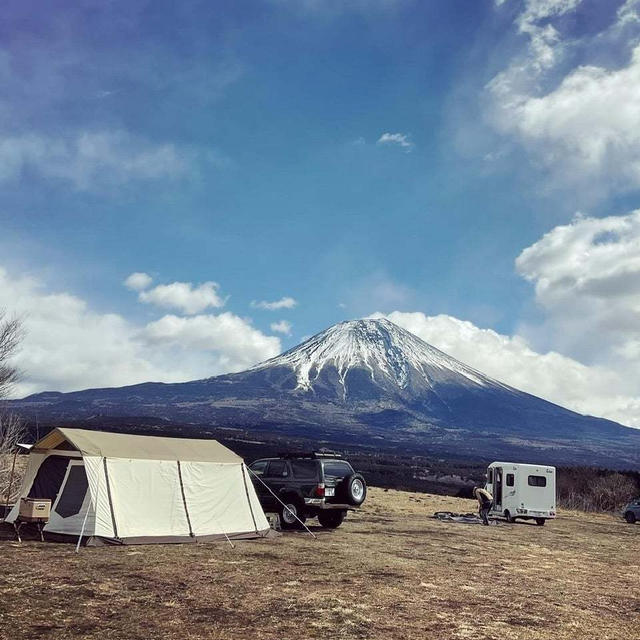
341;473;367;506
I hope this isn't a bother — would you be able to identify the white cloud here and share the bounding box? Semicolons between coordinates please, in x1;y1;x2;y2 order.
124;272;153;291
487;1;640;194
0;266;280;396
490;46;640;190
376;311;640;427
270;320;292;335
139;281;225;315
618;0;640;27
251;296;298;310
376;132;414;152
0;131;191;190
515;210;640;363
141;313;281;370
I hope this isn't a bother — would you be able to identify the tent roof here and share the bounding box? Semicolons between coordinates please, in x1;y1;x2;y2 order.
33;428;242;463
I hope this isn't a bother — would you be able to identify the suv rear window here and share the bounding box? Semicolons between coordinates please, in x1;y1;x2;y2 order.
291;460;318;479
322;460;352;478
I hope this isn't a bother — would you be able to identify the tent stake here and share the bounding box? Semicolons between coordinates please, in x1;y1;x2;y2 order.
246;466;317;539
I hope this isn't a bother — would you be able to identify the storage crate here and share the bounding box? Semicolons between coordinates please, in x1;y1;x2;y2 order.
19;498;51;521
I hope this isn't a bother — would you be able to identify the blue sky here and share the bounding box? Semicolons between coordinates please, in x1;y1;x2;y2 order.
3;0;640;427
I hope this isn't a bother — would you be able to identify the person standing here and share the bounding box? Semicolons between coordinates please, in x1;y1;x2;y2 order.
473;486;493;525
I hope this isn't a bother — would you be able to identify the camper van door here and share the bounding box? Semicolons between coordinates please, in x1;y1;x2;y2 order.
493;467;503;510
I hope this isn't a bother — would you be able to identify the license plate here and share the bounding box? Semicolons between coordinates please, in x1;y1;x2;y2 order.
325;487;335;497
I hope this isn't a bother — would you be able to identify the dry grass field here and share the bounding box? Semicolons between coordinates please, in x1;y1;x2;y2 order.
1;487;638;640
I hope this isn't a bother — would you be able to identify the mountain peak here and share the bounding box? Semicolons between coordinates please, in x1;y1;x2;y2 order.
252;317;492;395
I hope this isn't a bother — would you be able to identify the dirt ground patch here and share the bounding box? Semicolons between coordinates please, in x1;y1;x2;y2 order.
1;488;638;639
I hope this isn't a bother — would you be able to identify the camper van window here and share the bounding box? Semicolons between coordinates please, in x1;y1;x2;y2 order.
528;475;547;487
506;473;514;487
487;469;493;483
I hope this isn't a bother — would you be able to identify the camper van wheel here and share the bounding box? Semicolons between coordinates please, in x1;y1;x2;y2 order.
280;500;305;529
625;511;636;524
504;510;515;523
535;518;545;526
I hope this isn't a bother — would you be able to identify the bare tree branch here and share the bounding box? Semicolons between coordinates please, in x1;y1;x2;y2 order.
0;412;27;506
0;310;23;399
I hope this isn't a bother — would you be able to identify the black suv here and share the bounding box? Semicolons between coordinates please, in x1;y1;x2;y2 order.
248;452;367;529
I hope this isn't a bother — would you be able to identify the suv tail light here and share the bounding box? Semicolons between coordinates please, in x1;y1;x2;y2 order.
315;483;325;497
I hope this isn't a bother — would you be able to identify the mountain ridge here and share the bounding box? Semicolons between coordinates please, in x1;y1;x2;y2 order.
11;318;640;468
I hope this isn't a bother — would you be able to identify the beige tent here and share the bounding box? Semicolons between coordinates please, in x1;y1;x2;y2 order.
6;428;271;545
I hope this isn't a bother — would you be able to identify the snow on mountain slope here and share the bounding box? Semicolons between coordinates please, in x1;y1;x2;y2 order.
252;318;502;396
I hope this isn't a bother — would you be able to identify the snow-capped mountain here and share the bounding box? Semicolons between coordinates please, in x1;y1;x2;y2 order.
11;318;640;467
251;318;493;396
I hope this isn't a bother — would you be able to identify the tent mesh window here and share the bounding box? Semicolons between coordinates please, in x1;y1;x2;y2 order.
55;465;89;518
28;455;69;503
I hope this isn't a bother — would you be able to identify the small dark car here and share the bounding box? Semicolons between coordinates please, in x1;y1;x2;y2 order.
248;452;367;529
623;498;640;524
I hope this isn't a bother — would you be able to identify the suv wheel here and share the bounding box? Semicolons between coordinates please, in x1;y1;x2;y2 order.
342;474;367;506
280;500;305;529
625;511;637;524
318;510;346;529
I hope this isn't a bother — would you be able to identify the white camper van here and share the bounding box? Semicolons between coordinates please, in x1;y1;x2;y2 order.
484;461;556;525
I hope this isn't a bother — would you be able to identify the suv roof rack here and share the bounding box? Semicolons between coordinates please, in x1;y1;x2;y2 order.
277;451;343;459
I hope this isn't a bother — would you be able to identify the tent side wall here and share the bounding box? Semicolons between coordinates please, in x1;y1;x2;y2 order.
88;458;270;544
181;461;270;539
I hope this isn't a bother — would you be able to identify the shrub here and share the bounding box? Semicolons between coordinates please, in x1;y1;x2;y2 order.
557;467;639;512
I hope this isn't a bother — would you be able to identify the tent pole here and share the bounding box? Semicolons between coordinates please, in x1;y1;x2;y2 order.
206;509;235;549
75;457;101;553
75;493;91;553
246;466;317;539
240;463;259;534
3;449;18;521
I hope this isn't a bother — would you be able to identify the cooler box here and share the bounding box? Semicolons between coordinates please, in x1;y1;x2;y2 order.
19;498;51;521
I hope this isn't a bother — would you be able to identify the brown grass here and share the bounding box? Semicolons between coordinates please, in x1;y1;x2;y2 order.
1;488;638;640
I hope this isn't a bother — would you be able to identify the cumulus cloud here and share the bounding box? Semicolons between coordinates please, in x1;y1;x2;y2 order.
124;272;153;291
139;281;225;315
0;266;280;396
0;131;192;190
376;132;414;152
270;320;292;335
490;46;640;190
488;0;640;194
371;208;640;428
375;310;640;427
515;210;640;363
141;313;281;370
251;296;298;310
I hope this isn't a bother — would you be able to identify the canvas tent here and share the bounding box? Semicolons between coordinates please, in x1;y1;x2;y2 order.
6;428;271;545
